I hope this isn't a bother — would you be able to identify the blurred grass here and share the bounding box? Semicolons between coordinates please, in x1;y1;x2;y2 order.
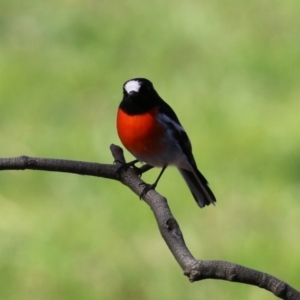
0;0;300;299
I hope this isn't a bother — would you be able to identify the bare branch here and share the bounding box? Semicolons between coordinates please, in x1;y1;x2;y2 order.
0;155;117;179
0;145;299;299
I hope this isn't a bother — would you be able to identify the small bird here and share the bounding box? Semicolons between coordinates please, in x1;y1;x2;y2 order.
116;78;216;208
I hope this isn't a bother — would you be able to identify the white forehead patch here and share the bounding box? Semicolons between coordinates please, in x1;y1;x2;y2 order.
124;80;141;94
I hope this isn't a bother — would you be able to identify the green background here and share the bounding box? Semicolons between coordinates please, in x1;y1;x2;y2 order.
1;0;299;299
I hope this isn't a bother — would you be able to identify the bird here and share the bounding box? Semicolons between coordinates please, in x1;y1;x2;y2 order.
116;78;216;208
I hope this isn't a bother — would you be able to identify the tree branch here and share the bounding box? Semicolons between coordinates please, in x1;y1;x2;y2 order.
0;145;299;299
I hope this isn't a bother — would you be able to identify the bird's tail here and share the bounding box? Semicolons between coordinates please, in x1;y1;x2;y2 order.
178;167;216;208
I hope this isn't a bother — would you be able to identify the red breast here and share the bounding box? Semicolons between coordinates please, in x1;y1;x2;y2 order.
117;107;165;156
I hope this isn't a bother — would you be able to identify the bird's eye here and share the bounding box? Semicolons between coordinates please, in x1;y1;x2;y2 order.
143;85;150;92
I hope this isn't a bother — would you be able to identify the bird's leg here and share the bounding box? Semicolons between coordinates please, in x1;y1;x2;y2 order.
115;159;154;177
139;164;154;175
139;165;167;199
114;159;138;167
115;159;139;176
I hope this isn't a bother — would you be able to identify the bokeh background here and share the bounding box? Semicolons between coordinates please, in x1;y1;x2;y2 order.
1;0;299;299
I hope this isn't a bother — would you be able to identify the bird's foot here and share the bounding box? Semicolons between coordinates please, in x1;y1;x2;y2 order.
115;159;142;177
139;182;157;199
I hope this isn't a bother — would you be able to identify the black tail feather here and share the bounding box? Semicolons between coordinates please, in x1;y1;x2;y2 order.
178;167;216;208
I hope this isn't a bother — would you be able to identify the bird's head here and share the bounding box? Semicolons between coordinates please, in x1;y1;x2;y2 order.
121;78;160;114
